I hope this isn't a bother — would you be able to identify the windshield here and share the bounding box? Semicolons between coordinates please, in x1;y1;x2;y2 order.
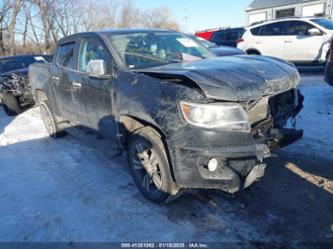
107;31;214;69
191;35;217;49
0;56;46;74
311;18;333;30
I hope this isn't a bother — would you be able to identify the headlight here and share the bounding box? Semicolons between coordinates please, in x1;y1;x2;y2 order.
180;101;251;132
291;70;300;86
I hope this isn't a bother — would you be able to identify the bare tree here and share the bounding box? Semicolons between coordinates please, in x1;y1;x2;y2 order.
23;1;42;53
22;12;28;52
117;0;140;28
0;0;14;55
32;0;57;53
7;0;23;55
94;0;118;30
3;0;181;55
142;6;180;30
54;0;82;36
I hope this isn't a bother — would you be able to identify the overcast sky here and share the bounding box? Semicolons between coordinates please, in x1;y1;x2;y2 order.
133;0;253;32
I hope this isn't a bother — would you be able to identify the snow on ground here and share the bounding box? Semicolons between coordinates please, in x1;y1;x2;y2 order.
0;106;263;244
0;68;332;245
283;70;333;161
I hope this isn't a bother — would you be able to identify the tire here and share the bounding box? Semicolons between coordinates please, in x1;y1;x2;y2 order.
246;50;261;55
0;92;22;116
39;101;65;138
325;50;330;67
127;127;181;203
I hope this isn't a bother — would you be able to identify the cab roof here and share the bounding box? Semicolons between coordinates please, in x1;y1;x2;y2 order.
58;28;176;44
0;54;47;61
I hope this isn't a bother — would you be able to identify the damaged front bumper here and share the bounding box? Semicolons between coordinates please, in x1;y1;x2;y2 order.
169;127;302;193
168;89;304;193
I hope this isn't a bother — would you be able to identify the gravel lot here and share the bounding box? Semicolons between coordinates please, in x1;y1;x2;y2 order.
0;68;332;246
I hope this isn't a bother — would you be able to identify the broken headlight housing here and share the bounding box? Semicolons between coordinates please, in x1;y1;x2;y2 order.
180;101;251;132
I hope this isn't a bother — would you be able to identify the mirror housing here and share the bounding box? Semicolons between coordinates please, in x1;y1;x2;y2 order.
87;59;106;76
308;28;321;36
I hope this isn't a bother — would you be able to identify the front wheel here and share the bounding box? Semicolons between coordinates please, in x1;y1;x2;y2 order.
39;101;65;138
127;127;181;203
1;92;22;116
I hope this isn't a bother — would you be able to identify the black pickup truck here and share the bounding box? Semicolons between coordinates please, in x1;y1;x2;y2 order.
0;54;52;115
29;29;303;203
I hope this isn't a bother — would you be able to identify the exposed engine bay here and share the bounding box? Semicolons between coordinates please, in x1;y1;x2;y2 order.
0;73;33;105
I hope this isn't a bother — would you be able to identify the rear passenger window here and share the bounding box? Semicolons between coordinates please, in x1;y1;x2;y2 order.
227;31;239;41
252;22;286;36
211;31;226;41
261;22;286;36
57;42;76;69
251;27;261;35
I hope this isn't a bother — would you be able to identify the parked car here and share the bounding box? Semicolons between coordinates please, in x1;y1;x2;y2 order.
238;17;333;65
0;54;52;115
195;28;218;41
29;29;303;203
325;37;333;86
191;35;246;56
210;27;245;47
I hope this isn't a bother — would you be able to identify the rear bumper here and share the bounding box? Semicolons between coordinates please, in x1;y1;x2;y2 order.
168;127;302;193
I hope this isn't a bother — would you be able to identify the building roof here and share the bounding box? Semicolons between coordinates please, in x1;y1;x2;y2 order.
246;0;315;11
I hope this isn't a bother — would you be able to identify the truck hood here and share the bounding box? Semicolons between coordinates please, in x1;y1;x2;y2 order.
138;55;300;102
1;68;28;77
210;46;246;57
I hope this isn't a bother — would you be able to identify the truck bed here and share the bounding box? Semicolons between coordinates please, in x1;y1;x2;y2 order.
28;63;52;96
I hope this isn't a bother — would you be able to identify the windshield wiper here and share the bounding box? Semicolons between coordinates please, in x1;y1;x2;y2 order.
125;52;183;64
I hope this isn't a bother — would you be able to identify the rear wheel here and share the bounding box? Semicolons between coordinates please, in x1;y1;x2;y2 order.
127;127;181;203
40;101;65;138
0;92;22;116
246;49;261;55
325;50;330;67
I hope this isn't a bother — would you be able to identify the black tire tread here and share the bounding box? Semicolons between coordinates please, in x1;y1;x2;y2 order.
1;93;21;116
40;101;65;138
128;126;181;203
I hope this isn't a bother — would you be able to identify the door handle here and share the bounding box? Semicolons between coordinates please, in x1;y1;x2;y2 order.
255;40;262;44
72;82;82;89
284;40;293;43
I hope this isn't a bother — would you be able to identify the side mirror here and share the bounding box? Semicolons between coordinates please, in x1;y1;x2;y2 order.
87;59;106;76
307;28;321;36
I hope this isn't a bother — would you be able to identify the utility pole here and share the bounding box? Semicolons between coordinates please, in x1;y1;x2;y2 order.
184;7;189;33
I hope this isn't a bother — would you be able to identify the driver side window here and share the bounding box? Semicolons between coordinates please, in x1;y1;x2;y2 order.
79;37;110;73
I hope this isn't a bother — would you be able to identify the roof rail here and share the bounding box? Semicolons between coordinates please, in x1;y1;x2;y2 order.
248;15;330;27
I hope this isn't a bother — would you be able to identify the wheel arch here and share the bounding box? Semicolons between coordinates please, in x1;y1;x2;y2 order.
325;48;330;62
34;89;48;104
118;115;166;148
118;115;177;182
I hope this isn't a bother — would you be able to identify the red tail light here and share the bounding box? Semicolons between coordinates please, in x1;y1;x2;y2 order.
236;38;244;45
